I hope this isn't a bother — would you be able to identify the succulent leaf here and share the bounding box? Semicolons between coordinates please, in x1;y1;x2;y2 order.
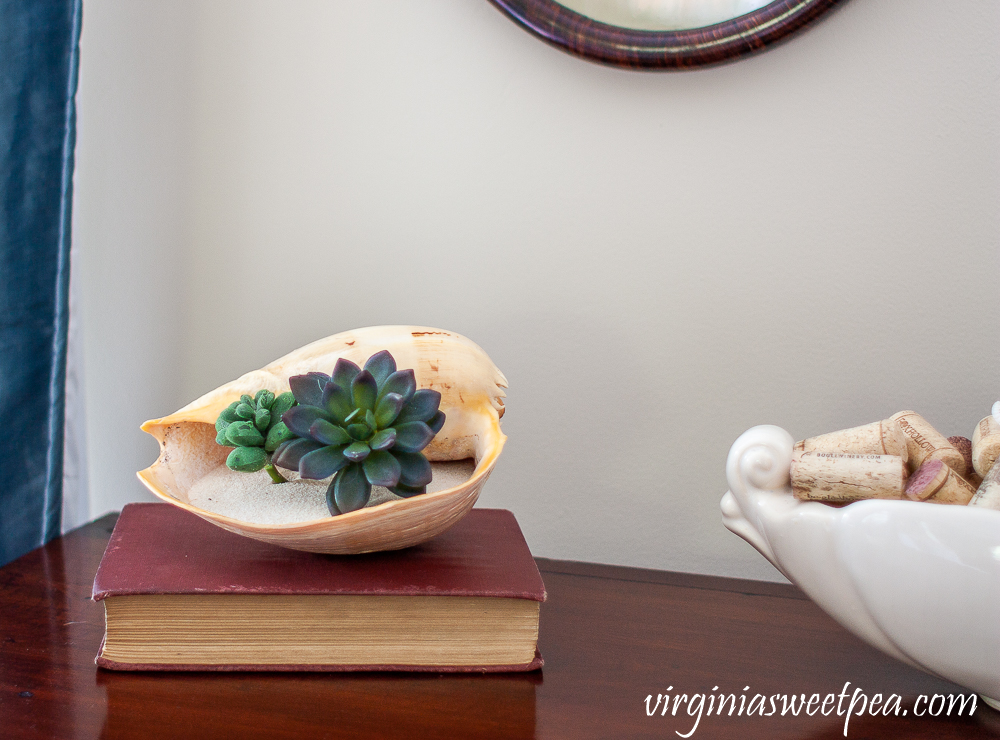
299;445;350;480
374;392;405;428
377;369;416;405
347;423;371;441
310;419;351;446
370;428;397;451
395;389;441;425
363;450;401;487
225;420;264;448
255;389;275;409
325;487;342;515
235;402;255;420
272;438;324;470
389;482;427;498
226;446;268;472
216;427;229;446
351;370;378;412
427;410;446;435
363;350;396;387
270;391;296;421
254;407;271;432
394;450;433;487
288;374;326;407
282;405;333;438
322;382;353;423
393;421;435;453
219;402;241;424
264;421;294;452
365;409;378;430
332;358;361;390
344;441;371;462
273;439;291;461
331;463;371;514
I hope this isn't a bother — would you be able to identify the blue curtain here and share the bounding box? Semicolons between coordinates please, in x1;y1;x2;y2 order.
0;0;82;566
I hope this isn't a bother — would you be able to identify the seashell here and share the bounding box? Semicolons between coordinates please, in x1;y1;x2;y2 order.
137;326;507;554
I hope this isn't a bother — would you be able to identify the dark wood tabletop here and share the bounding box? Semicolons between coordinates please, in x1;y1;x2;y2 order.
1;514;997;739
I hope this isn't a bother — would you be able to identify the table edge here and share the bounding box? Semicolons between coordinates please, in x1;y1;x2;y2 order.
534;557;807;600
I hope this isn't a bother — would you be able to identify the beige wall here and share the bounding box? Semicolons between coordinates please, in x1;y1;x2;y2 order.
75;0;1000;581
73;1;195;526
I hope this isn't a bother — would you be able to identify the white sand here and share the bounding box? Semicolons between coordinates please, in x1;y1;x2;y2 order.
186;459;476;525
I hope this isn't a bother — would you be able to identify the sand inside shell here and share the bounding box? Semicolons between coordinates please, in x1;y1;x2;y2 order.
186;460;477;525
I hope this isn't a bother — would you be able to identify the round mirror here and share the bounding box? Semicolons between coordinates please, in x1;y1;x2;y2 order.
489;0;849;69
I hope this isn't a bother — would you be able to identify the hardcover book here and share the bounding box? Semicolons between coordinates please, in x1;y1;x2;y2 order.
92;504;545;672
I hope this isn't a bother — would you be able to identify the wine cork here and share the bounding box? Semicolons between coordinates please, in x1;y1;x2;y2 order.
969;459;1000;510
790;452;906;503
947;436;982;487
971;415;1000;478
890;411;966;476
903;458;975;505
795;419;908;464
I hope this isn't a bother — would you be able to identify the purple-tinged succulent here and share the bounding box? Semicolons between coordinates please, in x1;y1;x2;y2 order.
272;350;445;515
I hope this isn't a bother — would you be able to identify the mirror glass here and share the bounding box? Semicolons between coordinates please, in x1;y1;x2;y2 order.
553;0;773;30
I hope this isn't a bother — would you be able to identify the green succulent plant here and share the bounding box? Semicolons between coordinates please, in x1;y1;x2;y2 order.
272;350;445;515
215;389;297;483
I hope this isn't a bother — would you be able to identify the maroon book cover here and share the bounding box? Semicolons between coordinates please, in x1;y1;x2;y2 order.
93;504;545;672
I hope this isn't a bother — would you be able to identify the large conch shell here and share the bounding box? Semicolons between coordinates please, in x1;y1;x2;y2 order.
138;326;507;554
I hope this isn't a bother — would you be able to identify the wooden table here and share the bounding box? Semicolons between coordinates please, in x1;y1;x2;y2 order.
1;515;997;739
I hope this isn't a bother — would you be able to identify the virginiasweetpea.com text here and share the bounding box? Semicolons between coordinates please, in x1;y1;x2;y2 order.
644;682;977;737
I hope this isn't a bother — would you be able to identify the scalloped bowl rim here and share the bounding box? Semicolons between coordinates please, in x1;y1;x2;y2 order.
721;424;1000;701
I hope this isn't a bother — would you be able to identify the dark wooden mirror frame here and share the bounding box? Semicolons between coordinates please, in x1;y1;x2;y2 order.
488;0;849;70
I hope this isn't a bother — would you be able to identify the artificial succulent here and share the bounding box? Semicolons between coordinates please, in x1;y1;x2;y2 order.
215;389;297;483
273;350;445;515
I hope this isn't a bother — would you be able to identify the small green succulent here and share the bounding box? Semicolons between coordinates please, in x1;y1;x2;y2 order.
273;350;445;515
215;389;297;483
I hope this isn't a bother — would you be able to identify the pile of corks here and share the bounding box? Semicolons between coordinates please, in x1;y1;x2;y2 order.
790;410;1000;509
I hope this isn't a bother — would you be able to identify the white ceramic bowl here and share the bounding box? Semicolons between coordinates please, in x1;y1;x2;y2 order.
721;425;1000;705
